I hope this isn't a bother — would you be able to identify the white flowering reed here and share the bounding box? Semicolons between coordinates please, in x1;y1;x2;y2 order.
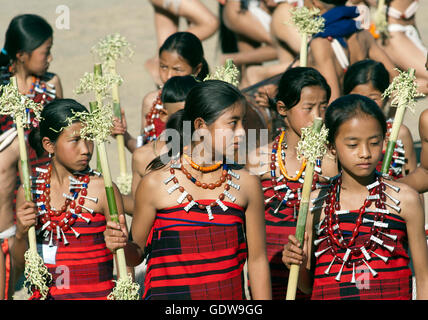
92;34;134;195
289;6;325;67
0;77;51;298
380;68;423;174
204;59;240;87
296;123;329;165
287;118;327;300
107;273;140;300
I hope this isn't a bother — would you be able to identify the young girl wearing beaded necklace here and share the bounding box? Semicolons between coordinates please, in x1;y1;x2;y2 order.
117;32;209;153
343;59;417;178
246;66;337;300
12;99;126;300
282;94;428;300
105;80;271;300
0;14;62;300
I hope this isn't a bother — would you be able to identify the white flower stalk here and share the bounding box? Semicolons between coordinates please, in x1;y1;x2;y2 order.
204;59;240;87
91;33;134;66
117;174;132;195
0;82;43;126
289;6;325;36
374;0;389;38
380;68;423;175
288;6;325;67
24;249;52;300
67;104;114;143
74;71;123;98
296;124;329;164
382;68;425;113
107;273;140;300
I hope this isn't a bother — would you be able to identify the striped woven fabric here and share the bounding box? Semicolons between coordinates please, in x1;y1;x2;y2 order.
0;70;53;215
32;211;114;300
312;211;412;300
142;199;247;300
262;179;310;300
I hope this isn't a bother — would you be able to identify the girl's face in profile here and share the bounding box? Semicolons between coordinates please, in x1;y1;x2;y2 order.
331;114;384;178
52;122;94;172
194;102;246;163
350;82;385;110
159;50;195;85
22;37;53;76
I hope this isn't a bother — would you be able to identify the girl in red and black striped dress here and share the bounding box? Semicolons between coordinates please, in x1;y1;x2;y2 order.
105;80;271;300
246;67;338;299
283;94;428;300
0;14;62;300
343;59;417;179
13;99;125;300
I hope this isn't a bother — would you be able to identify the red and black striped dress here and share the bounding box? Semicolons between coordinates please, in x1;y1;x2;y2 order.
0;69;55;212
311;211;412;300
143;199;247;300
263;179;310;300
31;211;114;300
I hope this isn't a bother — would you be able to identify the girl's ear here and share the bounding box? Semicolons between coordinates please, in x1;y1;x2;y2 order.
328;142;337;156
42;137;55;155
194;117;207;130
193;63;203;78
276;100;288;117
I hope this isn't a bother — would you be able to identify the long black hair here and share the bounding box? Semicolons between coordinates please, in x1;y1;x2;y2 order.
0;14;53;67
161;75;199;104
29;99;88;157
147;80;246;171
325;94;387;145
159;32;209;81
343;59;390;96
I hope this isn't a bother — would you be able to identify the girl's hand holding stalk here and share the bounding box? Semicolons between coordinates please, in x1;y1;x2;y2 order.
104;214;128;253
286;118;328;300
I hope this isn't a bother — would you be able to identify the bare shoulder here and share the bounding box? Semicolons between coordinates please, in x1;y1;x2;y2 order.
420;109;428;136
142;90;159;109
397;123;413;142
310;37;333;57
137;165;169;193
132;142;156;176
384;179;421;219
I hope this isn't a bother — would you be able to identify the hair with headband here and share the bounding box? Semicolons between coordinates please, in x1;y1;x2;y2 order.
29;99;88;157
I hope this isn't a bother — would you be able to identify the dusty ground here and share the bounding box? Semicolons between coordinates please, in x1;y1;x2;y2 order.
1;0;427;299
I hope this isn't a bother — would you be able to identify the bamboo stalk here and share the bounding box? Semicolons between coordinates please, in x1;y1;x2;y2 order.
300;32;308;67
108;61;129;186
10;77;35;250
96;142;128;278
84;100;139;299
380;68;417;175
7;77;52;298
92;64;104;173
286;117;324;300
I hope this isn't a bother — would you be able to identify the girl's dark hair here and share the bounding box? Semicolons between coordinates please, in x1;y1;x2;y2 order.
29;99;88;157
159;32;209;80
0;14;53;67
274;67;331;111
343;59;390;95
161;75;199;103
147;80;246;171
325;94;387;144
